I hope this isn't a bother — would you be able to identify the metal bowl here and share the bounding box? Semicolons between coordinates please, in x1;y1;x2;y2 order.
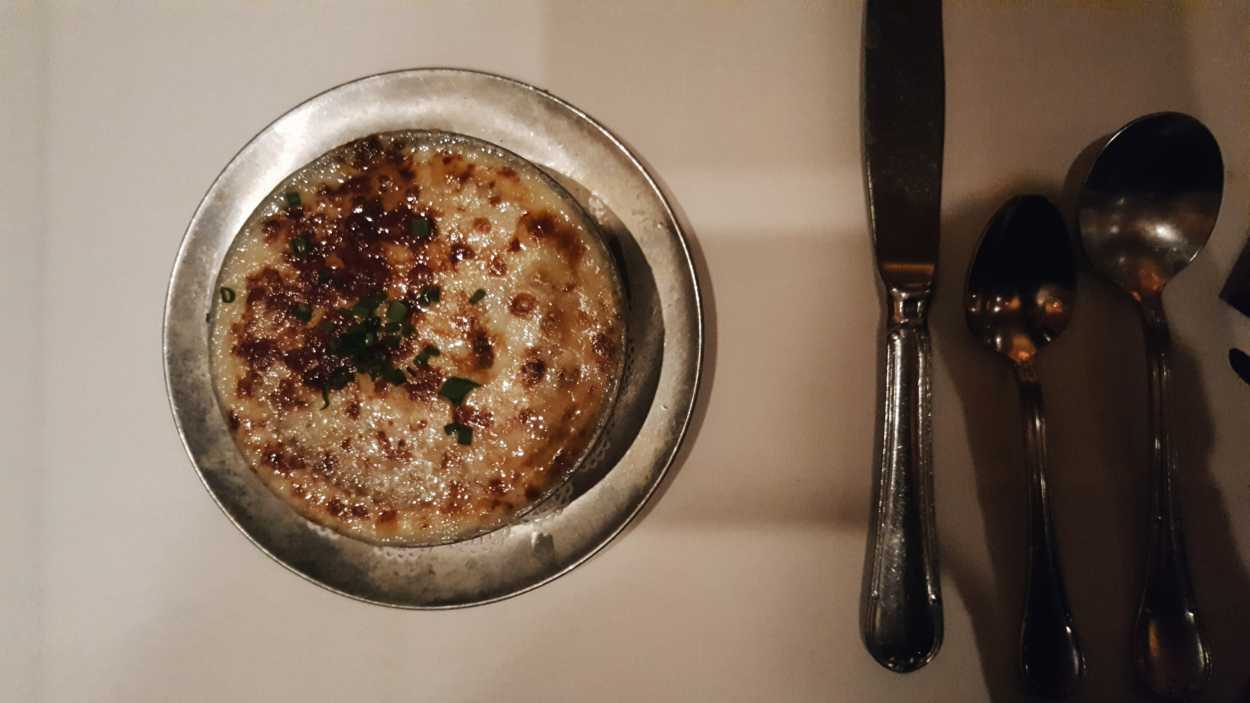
163;68;703;608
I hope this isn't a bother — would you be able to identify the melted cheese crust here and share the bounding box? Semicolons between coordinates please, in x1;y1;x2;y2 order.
209;132;623;546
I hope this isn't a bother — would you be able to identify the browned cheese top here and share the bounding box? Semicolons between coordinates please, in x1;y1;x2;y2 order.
209;131;624;545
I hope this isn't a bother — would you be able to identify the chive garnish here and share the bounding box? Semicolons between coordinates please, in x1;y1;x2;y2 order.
444;423;473;445
439;376;480;405
386;299;409;322
284;191;302;208
417;285;441;307
320;367;355;409
349;291;384;319
317;291;416;395
409;214;432;239
292;302;312;322
469;288;486;305
290;235;310;256
219;286;236;303
383;366;407;386
415;345;441;366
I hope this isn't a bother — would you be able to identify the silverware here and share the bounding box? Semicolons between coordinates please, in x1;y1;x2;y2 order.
966;196;1084;699
1076;112;1222;699
860;0;945;672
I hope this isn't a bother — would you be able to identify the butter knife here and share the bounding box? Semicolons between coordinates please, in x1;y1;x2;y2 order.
860;0;945;673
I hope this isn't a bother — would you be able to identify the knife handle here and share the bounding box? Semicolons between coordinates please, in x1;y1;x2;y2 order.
862;290;943;672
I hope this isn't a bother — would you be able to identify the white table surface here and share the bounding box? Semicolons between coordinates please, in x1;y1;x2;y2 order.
3;1;1249;701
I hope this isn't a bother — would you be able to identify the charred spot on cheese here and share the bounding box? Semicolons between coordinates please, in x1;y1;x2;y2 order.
510;293;537;317
468;326;495;370
209;130;624;546
488;254;508;277
404;365;442;401
518;211;585;264
520;353;546;388
449;241;475;264
453;404;493;429
592;332;619;371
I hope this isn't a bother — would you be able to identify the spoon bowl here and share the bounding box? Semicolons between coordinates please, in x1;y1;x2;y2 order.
1078;112;1223;301
968;195;1077;364
966;195;1084;699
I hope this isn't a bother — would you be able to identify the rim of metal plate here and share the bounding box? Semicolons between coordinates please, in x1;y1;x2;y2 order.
162;68;703;608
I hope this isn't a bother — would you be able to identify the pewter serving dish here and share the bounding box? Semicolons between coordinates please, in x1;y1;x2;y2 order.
163;69;702;608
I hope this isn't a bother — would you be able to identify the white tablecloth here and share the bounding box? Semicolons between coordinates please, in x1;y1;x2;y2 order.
3;2;1248;701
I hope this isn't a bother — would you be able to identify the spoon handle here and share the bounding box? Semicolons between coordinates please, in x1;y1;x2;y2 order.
862;292;942;672
1015;364;1084;699
1136;301;1211;699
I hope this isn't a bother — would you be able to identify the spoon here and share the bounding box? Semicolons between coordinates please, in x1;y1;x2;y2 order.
1076;112;1222;700
966;195;1084;699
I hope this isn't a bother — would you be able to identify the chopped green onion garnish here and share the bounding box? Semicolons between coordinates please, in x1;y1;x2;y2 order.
417;285;441;307
469;288;487;305
362;330;378;348
284;191;302;208
415;345;441;366
219;286;236;303
328;369;354;389
292;303;312;322
290;235;310;256
383;366;407;386
320;386;330;409
350;292;384;318
386;299;409;322
409;214;432;239
444;423;473;445
439;376;480;405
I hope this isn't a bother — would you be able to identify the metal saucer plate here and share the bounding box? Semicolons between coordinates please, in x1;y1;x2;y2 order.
163;69;702;608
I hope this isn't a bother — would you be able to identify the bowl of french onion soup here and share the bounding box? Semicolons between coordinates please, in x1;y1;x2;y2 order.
209;130;625;547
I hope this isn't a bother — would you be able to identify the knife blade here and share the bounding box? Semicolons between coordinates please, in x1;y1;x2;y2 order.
864;0;944;287
860;0;945;674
